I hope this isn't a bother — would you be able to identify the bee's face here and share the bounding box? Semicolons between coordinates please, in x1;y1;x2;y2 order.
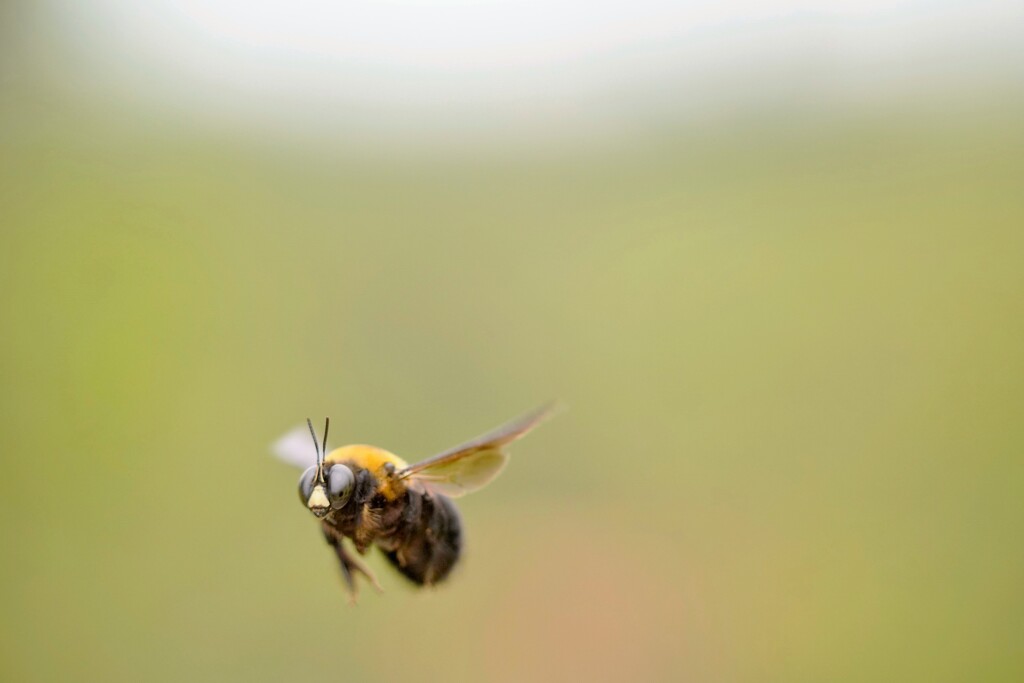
299;463;354;519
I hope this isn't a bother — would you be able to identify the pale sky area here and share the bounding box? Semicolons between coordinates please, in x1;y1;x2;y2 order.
31;0;1024;143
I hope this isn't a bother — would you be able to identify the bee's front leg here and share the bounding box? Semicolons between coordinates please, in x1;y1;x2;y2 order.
322;527;383;602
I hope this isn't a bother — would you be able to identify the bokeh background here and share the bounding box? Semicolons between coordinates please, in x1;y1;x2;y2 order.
2;1;1023;681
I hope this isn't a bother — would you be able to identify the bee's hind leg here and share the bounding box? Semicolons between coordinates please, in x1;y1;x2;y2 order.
323;529;383;603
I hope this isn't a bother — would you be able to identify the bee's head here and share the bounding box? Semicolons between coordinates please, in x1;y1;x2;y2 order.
298;418;354;519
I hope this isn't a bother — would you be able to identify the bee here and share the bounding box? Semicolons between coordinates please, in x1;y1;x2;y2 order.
273;404;556;599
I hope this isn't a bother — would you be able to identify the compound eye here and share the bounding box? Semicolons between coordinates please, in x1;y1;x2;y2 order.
298;466;317;504
327;464;354;509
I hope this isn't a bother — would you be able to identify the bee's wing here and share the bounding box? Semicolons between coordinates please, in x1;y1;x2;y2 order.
399;402;559;498
271;425;331;470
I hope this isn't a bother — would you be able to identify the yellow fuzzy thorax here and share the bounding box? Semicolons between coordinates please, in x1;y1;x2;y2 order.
326;444;409;472
325;445;410;501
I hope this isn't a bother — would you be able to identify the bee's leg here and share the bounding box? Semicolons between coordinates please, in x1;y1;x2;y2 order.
336;550;359;602
323;529;382;602
339;544;383;595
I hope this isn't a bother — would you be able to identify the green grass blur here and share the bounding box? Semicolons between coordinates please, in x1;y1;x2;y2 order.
2;56;1024;683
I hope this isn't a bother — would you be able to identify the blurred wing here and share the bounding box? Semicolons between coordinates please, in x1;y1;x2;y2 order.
403;448;509;498
271;425;330;469
399;402;558;498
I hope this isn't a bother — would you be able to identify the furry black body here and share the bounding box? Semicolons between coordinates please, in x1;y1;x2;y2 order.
320;462;463;586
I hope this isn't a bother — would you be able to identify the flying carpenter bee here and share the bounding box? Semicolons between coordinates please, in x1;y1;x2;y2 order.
273;404;556;599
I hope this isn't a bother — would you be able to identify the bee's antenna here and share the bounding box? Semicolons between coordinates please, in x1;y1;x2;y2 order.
306;417;321;468
321;417;330;462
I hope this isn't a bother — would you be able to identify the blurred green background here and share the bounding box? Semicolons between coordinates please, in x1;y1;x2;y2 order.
2;2;1023;682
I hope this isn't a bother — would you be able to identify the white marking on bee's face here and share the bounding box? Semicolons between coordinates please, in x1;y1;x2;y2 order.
307;485;329;512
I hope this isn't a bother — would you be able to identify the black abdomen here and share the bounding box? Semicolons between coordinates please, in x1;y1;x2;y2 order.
382;490;462;586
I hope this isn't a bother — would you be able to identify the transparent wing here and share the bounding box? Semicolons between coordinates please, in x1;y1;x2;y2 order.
404;449;509;498
400;402;559;498
271;425;331;469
